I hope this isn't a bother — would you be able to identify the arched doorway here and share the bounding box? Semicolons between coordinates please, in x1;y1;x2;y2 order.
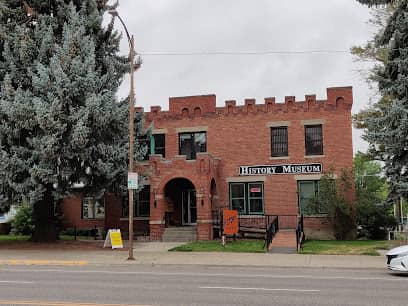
164;178;197;226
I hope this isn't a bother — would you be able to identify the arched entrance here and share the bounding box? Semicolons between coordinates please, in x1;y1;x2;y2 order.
164;178;197;226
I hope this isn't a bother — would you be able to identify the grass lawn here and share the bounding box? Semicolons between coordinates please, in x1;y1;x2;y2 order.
0;234;29;244
169;239;266;253
0;234;92;244
301;240;400;256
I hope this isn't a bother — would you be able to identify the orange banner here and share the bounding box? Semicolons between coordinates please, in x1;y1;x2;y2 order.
223;209;238;235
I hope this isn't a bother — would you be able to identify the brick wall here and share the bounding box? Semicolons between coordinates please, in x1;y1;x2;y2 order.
61;87;354;241
135;87;354;240
60;195;104;229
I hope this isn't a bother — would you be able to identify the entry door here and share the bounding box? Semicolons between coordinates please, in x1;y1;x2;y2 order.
182;189;197;225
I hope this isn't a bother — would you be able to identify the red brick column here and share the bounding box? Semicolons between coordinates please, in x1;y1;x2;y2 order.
196;193;213;240
149;193;165;241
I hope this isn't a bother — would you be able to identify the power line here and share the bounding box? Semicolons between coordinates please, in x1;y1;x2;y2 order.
137;49;349;56
0;49;352;70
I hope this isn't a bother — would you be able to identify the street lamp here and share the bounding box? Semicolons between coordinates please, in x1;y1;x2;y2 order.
108;10;136;261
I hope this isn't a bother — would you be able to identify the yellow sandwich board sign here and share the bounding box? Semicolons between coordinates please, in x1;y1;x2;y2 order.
103;229;123;249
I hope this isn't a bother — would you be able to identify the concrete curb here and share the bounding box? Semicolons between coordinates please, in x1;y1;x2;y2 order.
0;247;387;270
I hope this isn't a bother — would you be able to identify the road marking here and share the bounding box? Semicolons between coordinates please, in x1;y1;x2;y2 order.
0;280;34;284
0;300;148;306
0;267;402;282
200;286;320;292
0;260;88;266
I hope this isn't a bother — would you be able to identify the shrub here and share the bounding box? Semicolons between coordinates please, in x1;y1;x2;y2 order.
314;169;356;240
357;201;397;239
11;205;34;235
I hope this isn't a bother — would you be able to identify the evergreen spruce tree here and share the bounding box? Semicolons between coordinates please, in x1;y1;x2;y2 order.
356;0;408;201
0;1;145;241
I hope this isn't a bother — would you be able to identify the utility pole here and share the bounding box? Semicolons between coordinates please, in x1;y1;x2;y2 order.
108;10;136;260
128;34;135;260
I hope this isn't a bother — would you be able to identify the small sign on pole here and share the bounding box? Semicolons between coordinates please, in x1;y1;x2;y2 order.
127;172;138;190
103;229;124;249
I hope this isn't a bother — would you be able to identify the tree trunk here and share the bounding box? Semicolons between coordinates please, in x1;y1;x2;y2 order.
30;187;57;242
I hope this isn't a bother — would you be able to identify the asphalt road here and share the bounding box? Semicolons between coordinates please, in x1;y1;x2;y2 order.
0;264;407;306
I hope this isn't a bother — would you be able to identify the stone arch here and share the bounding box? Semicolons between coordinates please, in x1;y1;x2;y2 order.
157;174;199;195
194;107;201;117
336;97;345;107
181;108;189;118
162;176;198;226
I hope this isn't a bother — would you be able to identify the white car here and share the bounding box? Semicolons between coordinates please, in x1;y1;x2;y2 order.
386;245;408;272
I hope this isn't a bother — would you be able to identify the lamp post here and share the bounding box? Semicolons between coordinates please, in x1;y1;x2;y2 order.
108;10;136;260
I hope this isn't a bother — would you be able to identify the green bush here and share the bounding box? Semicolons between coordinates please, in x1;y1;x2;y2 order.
11;205;34;235
313;169;356;240
357;202;397;239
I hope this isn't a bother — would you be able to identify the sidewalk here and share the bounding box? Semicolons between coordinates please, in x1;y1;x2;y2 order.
0;241;387;269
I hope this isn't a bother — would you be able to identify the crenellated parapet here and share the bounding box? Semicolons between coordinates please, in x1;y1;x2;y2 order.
145;87;353;120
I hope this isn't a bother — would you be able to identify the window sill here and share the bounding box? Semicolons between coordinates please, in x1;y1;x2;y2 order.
80;218;105;221
302;214;329;218
138;161;150;166
304;155;325;159
269;156;289;160
120;217;150;221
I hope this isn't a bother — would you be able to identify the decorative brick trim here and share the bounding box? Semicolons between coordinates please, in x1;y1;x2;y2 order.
152;128;168;134
227;176;266;183
197;220;213;224
149;220;165;225
269;156;290;160
155;194;165;200
301;119;325;125
304;155;325;159
294;174;337;180
176;126;208;133
267;121;291;127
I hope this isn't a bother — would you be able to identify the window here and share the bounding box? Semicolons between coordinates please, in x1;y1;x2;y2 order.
82;196;105;219
152;134;165;157
298;180;327;215
122;185;150;217
271;127;288;157
229;182;264;214
305;125;323;155
179;132;207;160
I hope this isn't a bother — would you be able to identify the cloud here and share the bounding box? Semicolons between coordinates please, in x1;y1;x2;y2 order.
114;0;375;152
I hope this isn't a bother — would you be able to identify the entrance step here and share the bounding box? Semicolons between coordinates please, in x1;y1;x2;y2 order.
162;226;197;242
269;230;297;254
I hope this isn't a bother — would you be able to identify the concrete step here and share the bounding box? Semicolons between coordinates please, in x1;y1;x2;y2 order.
162;226;197;242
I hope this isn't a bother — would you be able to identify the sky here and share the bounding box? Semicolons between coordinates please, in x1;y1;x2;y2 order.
110;0;377;153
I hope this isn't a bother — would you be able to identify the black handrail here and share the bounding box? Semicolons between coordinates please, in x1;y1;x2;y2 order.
264;216;279;250
296;214;305;252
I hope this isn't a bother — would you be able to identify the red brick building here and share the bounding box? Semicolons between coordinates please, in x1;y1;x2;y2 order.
61;86;354;241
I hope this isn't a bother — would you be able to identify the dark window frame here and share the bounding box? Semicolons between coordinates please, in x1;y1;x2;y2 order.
178;131;207;160
305;124;323;156
122;185;151;218
271;126;288;157
229;182;264;215
153;134;166;158
297;180;327;215
81;196;105;220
